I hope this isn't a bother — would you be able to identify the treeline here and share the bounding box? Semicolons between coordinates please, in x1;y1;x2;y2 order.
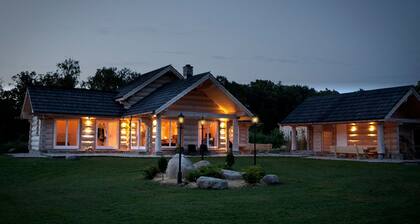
1;58;418;151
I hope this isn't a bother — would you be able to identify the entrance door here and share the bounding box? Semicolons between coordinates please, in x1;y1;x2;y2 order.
198;121;218;148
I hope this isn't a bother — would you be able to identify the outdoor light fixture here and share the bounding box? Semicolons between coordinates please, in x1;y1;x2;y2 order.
252;116;259;165
199;116;206;160
350;126;357;132
177;113;184;184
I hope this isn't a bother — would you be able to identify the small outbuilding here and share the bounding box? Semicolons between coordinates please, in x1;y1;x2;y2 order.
281;86;420;159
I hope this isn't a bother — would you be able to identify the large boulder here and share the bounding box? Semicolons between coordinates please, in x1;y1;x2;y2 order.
193;160;211;169
196;176;228;189
221;169;243;180
166;154;194;179
261;174;280;185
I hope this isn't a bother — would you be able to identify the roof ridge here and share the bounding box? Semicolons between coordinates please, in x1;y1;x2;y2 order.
28;86;118;94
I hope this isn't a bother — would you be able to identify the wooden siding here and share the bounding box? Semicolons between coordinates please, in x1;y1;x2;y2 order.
168;89;225;114
183;118;199;146
239;122;250;145
80;118;95;151
29;116;40;150
313;125;322;152
384;122;399;155
126;74;177;108
40;118;54;151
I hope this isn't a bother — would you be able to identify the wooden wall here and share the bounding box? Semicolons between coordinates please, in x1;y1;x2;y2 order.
384;122;399;155
168;89;224;114
29;116;40;151
239;122;251;146
312;125;322;152
40;118;54;151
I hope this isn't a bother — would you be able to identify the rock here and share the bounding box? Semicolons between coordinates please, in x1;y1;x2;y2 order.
165;154;194;179
65;155;79;160
221;169;243;180
193;160;211;169
196;176;228;189
261;174;280;185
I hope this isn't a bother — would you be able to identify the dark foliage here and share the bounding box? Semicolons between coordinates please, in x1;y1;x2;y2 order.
82;67;141;91
186;165;223;182
225;152;235;169
157;156;168;173
242;165;266;184
142;166;159;180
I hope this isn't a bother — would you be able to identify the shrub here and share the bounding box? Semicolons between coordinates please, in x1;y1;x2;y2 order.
186;165;223;182
242;166;265;184
157;156;168;173
225;152;235;169
143;166;159;180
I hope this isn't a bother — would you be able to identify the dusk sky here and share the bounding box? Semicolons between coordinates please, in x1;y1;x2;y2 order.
0;0;419;92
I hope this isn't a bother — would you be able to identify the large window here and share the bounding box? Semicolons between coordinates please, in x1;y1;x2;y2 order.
131;120;147;150
161;119;178;147
96;120;119;149
54;119;79;149
198;120;218;148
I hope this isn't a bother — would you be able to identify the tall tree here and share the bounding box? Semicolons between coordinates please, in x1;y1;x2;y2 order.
83;67;140;91
39;58;80;88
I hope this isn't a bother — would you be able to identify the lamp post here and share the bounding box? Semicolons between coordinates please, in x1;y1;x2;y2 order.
199;117;205;160
252;116;259;166
177;113;185;184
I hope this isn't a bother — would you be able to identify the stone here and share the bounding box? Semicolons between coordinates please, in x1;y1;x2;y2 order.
196;176;228;189
221;169;243;180
65;155;79;160
165;154;194;179
261;174;280;185
193;160;211;169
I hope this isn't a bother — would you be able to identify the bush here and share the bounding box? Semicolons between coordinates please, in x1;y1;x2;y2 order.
0;141;28;154
157;156;168;173
186;165;223;182
143;166;159;180
242;166;265;184
225;152;235;169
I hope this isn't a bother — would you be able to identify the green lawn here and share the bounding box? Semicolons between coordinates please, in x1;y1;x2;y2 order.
1;156;420;224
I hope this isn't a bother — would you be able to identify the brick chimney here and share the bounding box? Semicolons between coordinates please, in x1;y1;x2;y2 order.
183;64;193;79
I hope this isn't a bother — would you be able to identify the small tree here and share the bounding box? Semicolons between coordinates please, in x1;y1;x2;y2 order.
157;156;168;180
225;151;235;169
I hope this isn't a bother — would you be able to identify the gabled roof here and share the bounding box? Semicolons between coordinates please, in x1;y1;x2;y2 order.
281;85;415;124
27;86;122;116
115;65;183;100
125;72;254;116
125;73;209;115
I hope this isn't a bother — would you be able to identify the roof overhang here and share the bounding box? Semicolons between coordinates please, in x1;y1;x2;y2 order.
153;73;254;117
116;65;183;102
385;87;420;119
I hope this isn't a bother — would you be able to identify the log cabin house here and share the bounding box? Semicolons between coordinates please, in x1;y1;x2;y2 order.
21;65;255;154
281;86;420;159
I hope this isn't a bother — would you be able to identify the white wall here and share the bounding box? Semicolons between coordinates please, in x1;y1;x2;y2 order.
30;116;40;151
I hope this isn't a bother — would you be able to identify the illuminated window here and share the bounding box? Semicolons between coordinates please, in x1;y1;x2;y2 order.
161;119;178;147
96;120;119;149
198;120;218;148
131;120;147;150
54;119;79;149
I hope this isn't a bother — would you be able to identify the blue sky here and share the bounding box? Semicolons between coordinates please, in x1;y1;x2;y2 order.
0;0;419;92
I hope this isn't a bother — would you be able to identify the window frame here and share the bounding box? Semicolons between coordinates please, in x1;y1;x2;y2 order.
131;119;147;151
197;120;219;149
53;119;80;149
95;119;119;150
161;119;178;149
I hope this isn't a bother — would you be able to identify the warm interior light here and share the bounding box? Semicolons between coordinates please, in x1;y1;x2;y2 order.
369;125;376;132
121;122;127;128
220;121;226;129
252;116;259;124
152;120;157;126
350;126;357;132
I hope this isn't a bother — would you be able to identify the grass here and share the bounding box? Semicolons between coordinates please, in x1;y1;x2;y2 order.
1;156;420;224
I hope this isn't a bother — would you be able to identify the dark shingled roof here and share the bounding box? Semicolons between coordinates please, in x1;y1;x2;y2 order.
281;85;413;124
125;73;209;115
115;65;172;99
28;87;123;116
